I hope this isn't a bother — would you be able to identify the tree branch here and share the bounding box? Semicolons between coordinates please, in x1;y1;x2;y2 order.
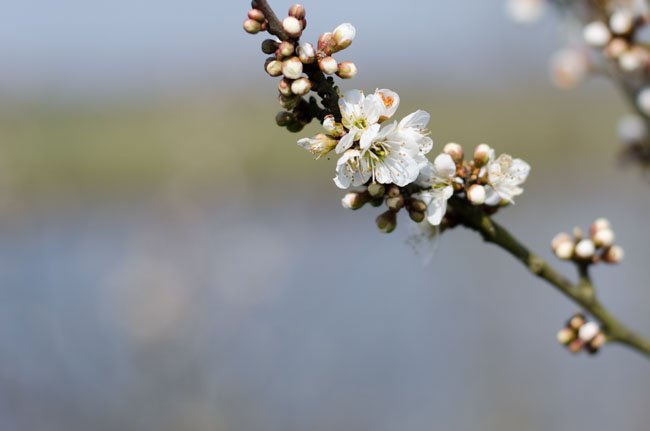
449;197;650;358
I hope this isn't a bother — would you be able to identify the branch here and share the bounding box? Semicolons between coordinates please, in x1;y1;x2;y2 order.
448;197;650;358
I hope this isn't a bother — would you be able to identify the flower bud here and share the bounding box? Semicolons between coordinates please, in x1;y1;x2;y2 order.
551;232;572;251
578;321;600;342
278;78;293;96
567;338;584;354
467;184;486;206
602;245;624;264
278;94;300;110
592;228;614;248
297;134;337;158
277;41;295;59
323;115;345;137
318;56;338;75
291;77;311;96
574;239;595;259
568;314;586;330
591;218;610;233
618;114;647;144
589;332;607;350
341;192;368;210
550;48;588;89
288;4;306;20
376;211;397;233
443;142;464;163
473;143;492;167
244;19;262;34
583;21;611;48
387;185;401;198
409;210;426;223
265;58;283;77
604;38;628;59
332;23;356;52
410;199;428;213
637;87;650;116
248;9;266;23
282;57;303;79
275;111;294;127
619;49;645;72
554;241;574;260
386;195;405;211
318;33;336;55
297;42;316;64
336;61;358;79
282;16;303;38
557;327;576;345
261;39;279;54
609;10;634;35
572;226;583;240
367;183;385;198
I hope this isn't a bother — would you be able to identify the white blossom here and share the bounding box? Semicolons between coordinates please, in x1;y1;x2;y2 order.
359;110;433;186
413;153;458;226
336;89;400;153
334;149;371;189
297;134;338;159
484;153;530;205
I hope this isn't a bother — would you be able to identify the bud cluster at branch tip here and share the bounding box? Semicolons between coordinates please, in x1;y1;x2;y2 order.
551;218;623;265
557;313;607;355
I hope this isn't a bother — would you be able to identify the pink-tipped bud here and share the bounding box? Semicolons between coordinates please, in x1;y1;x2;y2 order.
567;338;584;353
592;228;615;248
336;61;357;79
318;56;339;75
568;314;586;330
297;42;316;64
602;245;624;264
290;77;311;96
282;57;303;79
604;38;629;59
591;218;611;233
332;23;356;52
473;143;492;167
551;232;573;252
244;19;262;34
265;59;283;77
554;241;574;260
248;9;266;23
443;142;464;163
317;32;336;55
282;16;303;38
467;184;486;206
277;41;295;59
589;332;607;350
278;78;293;96
288;4;306;20
574;239;595;260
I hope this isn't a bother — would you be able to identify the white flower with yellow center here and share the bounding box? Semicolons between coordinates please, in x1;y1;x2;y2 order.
336;89;401;154
333;149;371;189
484;153;531;205
359;110;433;186
297;134;338;159
413;153;458;226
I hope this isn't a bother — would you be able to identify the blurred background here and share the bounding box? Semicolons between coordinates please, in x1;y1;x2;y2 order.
1;1;649;430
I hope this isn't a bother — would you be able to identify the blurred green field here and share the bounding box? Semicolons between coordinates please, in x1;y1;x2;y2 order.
0;83;631;206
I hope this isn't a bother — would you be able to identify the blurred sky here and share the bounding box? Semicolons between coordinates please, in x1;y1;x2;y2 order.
0;0;563;102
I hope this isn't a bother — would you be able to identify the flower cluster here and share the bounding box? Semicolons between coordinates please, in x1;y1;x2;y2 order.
244;2;531;236
551;218;624;265
244;3;358;133
342;142;530;233
557;313;606;355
